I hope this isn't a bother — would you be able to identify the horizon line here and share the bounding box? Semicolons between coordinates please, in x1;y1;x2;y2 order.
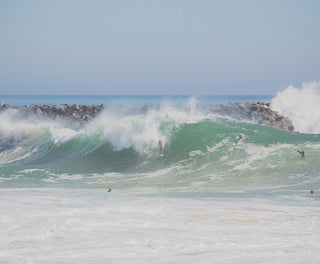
0;94;274;96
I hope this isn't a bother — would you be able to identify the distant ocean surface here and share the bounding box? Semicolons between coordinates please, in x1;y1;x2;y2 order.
0;94;272;106
1;94;320;263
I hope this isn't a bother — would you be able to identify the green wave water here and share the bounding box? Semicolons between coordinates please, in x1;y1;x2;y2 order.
1;106;319;192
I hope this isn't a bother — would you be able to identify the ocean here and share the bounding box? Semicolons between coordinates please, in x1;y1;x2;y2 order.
1;94;320;263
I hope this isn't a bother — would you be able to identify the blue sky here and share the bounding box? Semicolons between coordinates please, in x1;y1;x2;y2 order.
0;0;319;95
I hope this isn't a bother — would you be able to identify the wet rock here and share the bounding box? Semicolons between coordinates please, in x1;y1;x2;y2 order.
0;104;104;127
211;102;294;131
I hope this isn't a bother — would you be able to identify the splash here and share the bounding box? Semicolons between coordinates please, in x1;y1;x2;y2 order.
0;108;79;143
85;97;210;153
271;81;320;134
0;109;80;165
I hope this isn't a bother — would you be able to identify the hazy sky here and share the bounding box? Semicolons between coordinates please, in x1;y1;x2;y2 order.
1;0;319;95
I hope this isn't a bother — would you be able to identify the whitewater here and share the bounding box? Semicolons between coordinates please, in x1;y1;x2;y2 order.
1;87;320;263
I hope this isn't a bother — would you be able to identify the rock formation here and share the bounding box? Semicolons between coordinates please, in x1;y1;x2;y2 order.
0;104;104;127
0;102;294;131
211;102;294;131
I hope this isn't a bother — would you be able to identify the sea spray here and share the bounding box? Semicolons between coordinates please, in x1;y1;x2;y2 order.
271;81;320;134
85;98;211;153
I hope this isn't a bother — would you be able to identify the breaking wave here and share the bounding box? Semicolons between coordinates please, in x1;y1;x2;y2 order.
0;98;320;191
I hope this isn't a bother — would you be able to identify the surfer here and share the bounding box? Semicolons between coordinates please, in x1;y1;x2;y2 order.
107;188;112;192
295;149;305;158
310;190;314;196
158;140;163;156
238;134;243;143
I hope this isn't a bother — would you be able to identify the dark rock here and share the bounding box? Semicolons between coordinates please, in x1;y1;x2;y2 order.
0;104;104;128
211;102;294;131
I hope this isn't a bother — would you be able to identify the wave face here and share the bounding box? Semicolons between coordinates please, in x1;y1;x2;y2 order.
1;102;320;192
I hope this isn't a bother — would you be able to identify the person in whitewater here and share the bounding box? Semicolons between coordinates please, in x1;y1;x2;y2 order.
158;140;164;156
295;149;305;158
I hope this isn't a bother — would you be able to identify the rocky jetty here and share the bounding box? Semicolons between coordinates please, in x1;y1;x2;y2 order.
0;104;104;127
211;102;294;131
0;102;294;131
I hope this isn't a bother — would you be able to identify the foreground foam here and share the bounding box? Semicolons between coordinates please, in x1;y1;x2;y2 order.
1;188;319;264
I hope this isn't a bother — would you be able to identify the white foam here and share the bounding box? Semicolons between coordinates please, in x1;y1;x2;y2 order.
231;143;291;171
271;81;320;134
0;109;81;164
19;169;47;174
0;109;78;142
1;188;320;263
189;150;206;157
85;98;213;153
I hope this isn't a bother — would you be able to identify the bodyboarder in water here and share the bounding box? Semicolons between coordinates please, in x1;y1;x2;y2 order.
295;149;305;158
238;134;244;143
158;140;164;156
